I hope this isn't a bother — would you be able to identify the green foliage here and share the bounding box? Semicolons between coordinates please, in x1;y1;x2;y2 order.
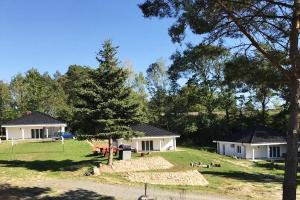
0;81;15;120
74;40;143;139
9;69;70;120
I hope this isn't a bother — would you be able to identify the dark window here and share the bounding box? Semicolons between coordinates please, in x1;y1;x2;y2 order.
31;129;44;139
142;141;154;151
237;146;242;154
270;146;280;158
142;141;145;151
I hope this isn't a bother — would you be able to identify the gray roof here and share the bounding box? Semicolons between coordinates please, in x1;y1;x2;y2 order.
2;112;65;126
130;124;179;137
220;126;286;144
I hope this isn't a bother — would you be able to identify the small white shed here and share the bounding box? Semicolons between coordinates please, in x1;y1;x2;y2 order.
117;124;180;152
214;126;287;160
1;111;67;140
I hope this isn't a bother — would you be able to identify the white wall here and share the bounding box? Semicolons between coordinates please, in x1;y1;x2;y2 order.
217;142;246;158
245;145;268;159
6;126;64;140
117;137;177;152
160;138;174;151
243;144;286;160
6;127;22;140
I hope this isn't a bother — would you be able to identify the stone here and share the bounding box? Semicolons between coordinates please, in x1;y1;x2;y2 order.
93;167;100;176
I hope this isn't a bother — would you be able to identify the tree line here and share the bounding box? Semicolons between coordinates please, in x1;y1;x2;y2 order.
139;1;299;199
0;42;288;145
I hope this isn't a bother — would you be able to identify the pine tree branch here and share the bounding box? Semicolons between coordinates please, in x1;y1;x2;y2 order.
216;0;291;81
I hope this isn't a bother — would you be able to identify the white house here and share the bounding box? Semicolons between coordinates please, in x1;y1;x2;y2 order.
214;126;287;160
1;111;67;140
116;124;180;152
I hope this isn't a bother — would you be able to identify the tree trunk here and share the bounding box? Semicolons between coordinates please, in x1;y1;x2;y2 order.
261;99;266;124
225;108;229;121
283;80;300;200
107;136;113;166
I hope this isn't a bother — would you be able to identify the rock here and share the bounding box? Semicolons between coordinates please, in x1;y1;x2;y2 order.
101;157;173;173
93;167;100;176
127;170;208;186
138;196;156;200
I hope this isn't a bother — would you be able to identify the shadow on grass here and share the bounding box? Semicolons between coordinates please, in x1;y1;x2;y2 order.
202;170;283;183
254;161;285;171
0;159;100;172
179;145;216;153
0;183;115;200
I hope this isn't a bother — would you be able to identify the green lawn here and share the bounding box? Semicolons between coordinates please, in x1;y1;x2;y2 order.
0;140;295;199
151;147;293;199
0;140;100;179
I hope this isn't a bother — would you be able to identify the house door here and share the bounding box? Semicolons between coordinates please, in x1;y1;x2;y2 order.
269;146;281;158
222;144;225;155
142;141;153;151
31;129;44;139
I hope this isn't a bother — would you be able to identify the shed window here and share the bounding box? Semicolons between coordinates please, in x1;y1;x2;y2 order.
142;141;153;151
269;146;280;158
237;146;242;154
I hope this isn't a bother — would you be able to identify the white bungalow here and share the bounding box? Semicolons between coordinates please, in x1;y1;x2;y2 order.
116;124;180;152
214;126;287;160
1;111;67;140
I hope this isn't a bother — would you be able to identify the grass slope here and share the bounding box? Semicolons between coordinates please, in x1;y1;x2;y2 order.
0;140;296;199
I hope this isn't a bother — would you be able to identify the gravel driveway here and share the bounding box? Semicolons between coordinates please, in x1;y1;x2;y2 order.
1;178;235;200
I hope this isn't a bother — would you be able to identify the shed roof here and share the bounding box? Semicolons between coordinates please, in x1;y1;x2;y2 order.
219;126;286;144
2;111;65;126
130;124;179;137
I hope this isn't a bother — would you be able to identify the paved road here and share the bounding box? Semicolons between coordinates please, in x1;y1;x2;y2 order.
30;178;234;200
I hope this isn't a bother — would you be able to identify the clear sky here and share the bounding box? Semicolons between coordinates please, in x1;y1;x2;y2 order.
0;0;196;82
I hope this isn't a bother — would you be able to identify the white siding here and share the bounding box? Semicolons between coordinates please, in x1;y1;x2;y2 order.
217;142;246;158
6;127;22;139
160;138;174;151
217;142;288;160
6;126;64;140
117;137;176;152
279;144;287;157
245;145;268;159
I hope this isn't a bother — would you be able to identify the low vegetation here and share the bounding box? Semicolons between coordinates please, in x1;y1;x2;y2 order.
0;140;299;199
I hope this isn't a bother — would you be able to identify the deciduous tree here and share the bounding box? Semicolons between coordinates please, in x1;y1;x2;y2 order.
139;1;300;199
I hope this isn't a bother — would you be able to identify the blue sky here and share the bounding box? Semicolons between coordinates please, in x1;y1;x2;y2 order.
0;0;197;82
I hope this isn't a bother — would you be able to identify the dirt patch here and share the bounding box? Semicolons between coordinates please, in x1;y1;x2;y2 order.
101;156;173;173
126;170;208;186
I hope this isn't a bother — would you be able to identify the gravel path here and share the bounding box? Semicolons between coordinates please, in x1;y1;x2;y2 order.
127;170;208;186
101;156;173;173
8;178;234;200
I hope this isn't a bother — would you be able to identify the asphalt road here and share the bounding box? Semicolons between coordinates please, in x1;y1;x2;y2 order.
29;178;235;200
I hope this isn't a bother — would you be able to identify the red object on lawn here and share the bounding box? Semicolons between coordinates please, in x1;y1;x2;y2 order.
92;144;118;156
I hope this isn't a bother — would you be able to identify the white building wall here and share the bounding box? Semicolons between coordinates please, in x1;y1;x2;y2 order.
6;127;22;139
5;126;65;140
217;142;246;158
279;144;287;157
117;137;176;152
160;138;174;151
240;144;286;160
245;145;253;159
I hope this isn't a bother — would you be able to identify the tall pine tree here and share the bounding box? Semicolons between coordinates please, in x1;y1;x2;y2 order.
75;40;142;166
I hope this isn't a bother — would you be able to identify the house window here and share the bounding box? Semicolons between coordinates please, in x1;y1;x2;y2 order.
31;129;44;139
269;146;281;158
230;144;235;148
142;141;153;151
237;146;242;154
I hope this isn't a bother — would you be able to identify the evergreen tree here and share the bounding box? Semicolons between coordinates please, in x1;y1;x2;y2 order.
75;40;143;166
